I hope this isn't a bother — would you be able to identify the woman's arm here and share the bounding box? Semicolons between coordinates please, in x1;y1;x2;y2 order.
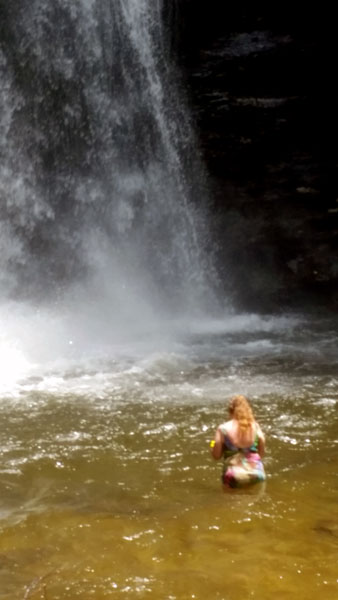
257;424;265;458
210;427;224;460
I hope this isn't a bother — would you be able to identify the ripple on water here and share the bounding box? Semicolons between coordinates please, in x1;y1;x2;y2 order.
0;317;338;597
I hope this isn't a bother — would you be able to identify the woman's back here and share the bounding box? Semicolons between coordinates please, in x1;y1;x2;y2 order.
219;419;258;450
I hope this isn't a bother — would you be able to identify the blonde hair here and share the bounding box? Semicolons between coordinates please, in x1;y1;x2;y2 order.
228;395;254;432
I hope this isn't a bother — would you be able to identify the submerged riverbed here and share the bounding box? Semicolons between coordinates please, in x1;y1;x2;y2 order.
0;312;338;599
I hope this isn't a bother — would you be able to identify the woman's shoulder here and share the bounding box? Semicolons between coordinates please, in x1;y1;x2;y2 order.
254;421;265;438
218;420;232;435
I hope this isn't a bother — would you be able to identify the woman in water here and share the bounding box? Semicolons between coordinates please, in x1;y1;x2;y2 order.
210;395;266;488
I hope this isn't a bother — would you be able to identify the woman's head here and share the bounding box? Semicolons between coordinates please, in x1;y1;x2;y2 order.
228;395;254;431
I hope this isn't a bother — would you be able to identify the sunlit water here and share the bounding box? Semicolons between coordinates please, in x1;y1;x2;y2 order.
0;312;338;599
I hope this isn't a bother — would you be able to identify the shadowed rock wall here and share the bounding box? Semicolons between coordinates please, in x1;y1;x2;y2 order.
174;2;338;312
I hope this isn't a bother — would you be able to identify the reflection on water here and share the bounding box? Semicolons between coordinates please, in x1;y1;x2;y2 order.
0;314;338;599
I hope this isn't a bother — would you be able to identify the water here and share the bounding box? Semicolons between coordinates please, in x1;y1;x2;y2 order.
0;313;338;599
0;0;212;314
1;1;338;598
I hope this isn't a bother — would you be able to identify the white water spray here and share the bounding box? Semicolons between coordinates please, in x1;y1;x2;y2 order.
0;0;218;380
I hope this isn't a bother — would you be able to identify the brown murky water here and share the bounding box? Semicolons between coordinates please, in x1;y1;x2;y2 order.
0;316;338;599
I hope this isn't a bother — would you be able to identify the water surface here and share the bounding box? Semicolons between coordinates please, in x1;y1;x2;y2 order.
0;313;337;599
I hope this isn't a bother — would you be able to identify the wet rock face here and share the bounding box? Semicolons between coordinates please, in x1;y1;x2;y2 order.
175;3;338;311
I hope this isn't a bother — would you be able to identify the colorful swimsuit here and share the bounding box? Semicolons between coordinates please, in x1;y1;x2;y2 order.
218;423;266;488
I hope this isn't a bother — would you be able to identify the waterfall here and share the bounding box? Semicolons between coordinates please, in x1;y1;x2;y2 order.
0;0;215;340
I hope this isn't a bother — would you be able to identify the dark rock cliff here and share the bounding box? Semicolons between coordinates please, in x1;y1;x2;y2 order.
173;2;338;312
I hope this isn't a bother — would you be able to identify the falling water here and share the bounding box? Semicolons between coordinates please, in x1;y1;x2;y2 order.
0;0;214;339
